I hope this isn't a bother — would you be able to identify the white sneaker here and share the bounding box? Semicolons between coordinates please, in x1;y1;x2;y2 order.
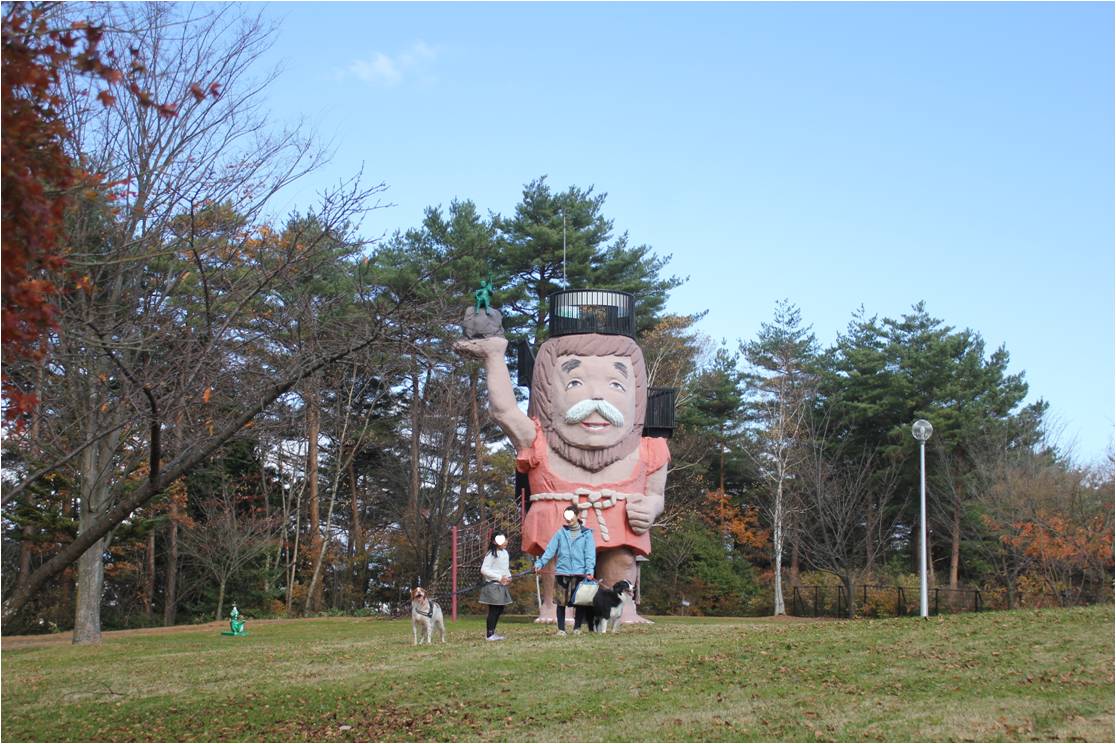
486;635;504;641
555;629;567;636
573;628;582;635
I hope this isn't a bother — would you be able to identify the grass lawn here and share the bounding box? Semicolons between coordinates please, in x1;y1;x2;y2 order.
2;605;1112;742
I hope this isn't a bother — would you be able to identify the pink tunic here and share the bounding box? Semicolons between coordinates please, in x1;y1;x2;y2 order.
518;418;670;557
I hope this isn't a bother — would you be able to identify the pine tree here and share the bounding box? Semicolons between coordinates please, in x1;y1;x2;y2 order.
742;300;818;614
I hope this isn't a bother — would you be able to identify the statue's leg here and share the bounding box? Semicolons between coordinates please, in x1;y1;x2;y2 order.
597;548;653;624
534;559;559;624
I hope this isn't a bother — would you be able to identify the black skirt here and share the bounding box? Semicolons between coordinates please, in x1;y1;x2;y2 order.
479;581;512;606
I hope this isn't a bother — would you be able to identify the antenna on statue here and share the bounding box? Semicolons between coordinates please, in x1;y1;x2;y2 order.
561;207;567;287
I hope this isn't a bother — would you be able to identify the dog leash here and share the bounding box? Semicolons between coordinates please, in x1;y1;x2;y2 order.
438;567;536;599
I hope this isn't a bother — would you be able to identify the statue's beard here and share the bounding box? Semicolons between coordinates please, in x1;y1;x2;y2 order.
544;420;642;473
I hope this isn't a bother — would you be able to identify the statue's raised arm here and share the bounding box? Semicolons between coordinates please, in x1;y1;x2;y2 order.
454;335;534;450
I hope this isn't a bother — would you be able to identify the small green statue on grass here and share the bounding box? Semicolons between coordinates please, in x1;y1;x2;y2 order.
221;604;247;636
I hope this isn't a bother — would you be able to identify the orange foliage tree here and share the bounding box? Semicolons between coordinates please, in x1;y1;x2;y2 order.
976;447;1114;607
0;3;185;426
998;506;1114;605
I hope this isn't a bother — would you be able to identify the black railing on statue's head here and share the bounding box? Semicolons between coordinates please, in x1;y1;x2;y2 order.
548;289;636;338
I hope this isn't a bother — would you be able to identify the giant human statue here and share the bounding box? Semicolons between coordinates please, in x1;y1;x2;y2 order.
456;289;669;623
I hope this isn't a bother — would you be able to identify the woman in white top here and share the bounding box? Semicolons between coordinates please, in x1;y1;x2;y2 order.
479;533;513;640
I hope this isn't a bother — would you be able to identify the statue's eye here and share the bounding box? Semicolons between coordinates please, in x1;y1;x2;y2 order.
565;379;582;390
610;380;626;392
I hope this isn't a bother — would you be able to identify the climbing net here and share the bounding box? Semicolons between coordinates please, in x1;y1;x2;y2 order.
424;498;531;613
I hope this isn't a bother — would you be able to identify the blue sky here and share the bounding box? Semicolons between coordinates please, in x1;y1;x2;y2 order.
250;1;1114;465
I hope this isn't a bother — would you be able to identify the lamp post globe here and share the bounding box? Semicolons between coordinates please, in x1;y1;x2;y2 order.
912;419;932;618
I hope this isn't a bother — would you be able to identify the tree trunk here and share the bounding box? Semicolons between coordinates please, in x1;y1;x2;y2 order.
216;579;227;621
17;522;34;590
864;498;876;577
790;525;801;588
60;496;73;614
927;538;937;588
911;524;919;575
17;348;44;591
347;452;362;608
348;456;362;559
3;328;391;625
843;573;855;619
143;529;156;620
470;368;486;532
163;513;178;626
73;432;115;645
772;480;785;615
306;387;322;612
163;420;184;626
285;485;303;616
718;423;726;494
949;487;961;590
409;370;421;518
304;482;339;615
458;370;476;516
73;535;106;644
73;446;109;644
1005;564;1017;610
409;369;424;582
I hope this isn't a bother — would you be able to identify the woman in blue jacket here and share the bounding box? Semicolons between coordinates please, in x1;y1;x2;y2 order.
534;507;596;635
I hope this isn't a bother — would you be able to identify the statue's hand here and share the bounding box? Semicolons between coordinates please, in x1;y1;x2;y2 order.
454;335;507;360
626;494;653;534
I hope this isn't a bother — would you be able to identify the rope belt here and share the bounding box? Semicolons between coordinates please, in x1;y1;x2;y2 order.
528;488;638;542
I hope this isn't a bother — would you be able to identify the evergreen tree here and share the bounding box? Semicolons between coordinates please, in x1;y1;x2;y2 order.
820;302;1041;584
742;300;818;614
680;344;746;494
493;176;682;344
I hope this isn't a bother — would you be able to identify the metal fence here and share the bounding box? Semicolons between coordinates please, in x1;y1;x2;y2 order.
788;584;1104;618
790;584;985;618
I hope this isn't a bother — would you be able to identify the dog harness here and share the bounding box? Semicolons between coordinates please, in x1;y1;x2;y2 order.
415;601;438;619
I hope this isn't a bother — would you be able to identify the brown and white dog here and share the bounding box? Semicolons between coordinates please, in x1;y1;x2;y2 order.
411;587;445;645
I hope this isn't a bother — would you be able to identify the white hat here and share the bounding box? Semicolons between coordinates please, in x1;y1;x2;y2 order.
494;533;507;547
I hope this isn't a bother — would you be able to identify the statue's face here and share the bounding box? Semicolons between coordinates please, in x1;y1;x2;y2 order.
550;354;637;450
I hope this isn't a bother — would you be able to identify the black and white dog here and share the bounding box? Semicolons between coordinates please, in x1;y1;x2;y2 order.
591;580;633;633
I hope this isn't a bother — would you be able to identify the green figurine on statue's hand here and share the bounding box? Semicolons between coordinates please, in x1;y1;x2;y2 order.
474;277;495;315
461;276;504;339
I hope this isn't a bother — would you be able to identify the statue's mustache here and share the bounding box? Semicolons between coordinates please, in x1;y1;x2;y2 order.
564;398;625;427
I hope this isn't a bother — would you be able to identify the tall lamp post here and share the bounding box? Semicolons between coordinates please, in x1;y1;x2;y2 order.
912;419;933;618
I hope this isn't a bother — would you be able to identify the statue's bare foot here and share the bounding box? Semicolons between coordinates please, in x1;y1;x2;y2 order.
533;600;559;624
619;601;654;624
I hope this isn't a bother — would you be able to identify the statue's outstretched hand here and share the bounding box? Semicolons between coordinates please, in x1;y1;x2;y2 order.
626;494;653;534
454;336;507;360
